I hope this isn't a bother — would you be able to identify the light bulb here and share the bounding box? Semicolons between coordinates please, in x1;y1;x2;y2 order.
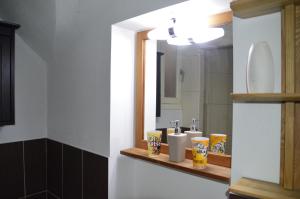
148;19;175;40
148;17;224;44
173;16;208;38
192;28;224;43
167;37;192;46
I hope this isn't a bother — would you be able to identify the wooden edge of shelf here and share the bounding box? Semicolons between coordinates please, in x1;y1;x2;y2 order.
120;148;231;183
229;177;300;199
231;93;300;102
230;0;299;19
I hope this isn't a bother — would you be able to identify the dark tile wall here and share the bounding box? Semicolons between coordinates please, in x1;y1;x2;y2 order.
0;139;108;199
24;139;47;195
47;140;62;198
47;140;108;199
0;141;25;199
83;152;108;199
63;145;82;199
25;191;47;199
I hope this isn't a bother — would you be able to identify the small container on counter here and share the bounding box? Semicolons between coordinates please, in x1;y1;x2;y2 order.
184;118;203;148
167;120;187;162
165;121;175;143
191;137;209;169
147;131;162;157
210;134;227;154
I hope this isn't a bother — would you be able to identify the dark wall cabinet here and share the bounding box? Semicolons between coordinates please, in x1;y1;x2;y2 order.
0;21;20;126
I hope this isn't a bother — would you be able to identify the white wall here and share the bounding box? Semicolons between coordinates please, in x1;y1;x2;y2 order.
134;160;228;199
204;47;233;153
110;24;229;199
156;108;183;129
231;13;281;183
110;26;137;199
0;34;47;143
144;40;157;135
47;0;185;157
0;0;56;62
180;46;205;128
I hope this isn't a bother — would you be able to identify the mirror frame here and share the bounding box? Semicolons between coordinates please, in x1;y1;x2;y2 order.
135;11;233;168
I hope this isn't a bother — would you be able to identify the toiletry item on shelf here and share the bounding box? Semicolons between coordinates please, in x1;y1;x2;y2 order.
167;127;175;135
191;137;209;169
166;121;175;143
167;120;187;162
184;118;203;148
210;134;227;154
147;131;162;157
167;121;175;135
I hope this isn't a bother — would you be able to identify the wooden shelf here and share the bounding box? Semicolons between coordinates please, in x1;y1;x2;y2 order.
231;93;300;102
120;148;231;183
229;178;300;199
230;0;295;19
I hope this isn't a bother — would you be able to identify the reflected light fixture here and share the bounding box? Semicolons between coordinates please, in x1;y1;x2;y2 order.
148;17;224;46
167;37;193;46
167;27;224;45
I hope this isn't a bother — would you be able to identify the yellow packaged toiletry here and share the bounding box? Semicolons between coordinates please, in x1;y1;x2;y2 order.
210;134;227;154
167;128;175;135
191;137;209;169
147;131;162;157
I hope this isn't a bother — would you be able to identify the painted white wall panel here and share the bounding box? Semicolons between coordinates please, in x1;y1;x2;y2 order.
231;13;281;184
110;26;137;199
48;0;185;157
134;158;228;199
144;40;157;135
110;23;229;199
0;35;47;143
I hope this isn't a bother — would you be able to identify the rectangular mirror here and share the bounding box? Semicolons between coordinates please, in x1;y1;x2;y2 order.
143;23;233;154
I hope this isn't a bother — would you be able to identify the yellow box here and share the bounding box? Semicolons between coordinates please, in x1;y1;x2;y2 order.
167;128;175;135
147;131;162;157
210;134;227;154
191;137;209;169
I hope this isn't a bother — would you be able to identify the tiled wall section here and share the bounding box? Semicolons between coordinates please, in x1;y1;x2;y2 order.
0;139;46;199
47;139;108;199
0;139;108;199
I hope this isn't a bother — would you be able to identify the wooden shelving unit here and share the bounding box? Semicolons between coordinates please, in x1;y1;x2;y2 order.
230;0;300;192
229;178;300;199
231;93;300;103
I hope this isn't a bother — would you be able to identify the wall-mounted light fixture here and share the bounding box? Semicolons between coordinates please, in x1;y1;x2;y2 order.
147;18;224;46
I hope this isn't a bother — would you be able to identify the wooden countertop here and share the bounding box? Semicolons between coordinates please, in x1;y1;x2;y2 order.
121;148;231;182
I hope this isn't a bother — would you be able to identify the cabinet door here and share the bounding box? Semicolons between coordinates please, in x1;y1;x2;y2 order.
0;35;12;123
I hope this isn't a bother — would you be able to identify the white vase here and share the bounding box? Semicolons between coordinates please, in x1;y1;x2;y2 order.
246;41;275;93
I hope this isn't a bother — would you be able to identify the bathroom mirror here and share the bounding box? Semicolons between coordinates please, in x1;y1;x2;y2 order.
144;26;233;154
135;11;233;165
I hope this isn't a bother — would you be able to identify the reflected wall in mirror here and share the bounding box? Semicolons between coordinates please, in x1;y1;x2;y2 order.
144;23;233;154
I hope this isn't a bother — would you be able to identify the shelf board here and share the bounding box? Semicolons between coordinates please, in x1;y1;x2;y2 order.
229;177;300;199
231;93;300;102
121;148;231;182
230;0;293;19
